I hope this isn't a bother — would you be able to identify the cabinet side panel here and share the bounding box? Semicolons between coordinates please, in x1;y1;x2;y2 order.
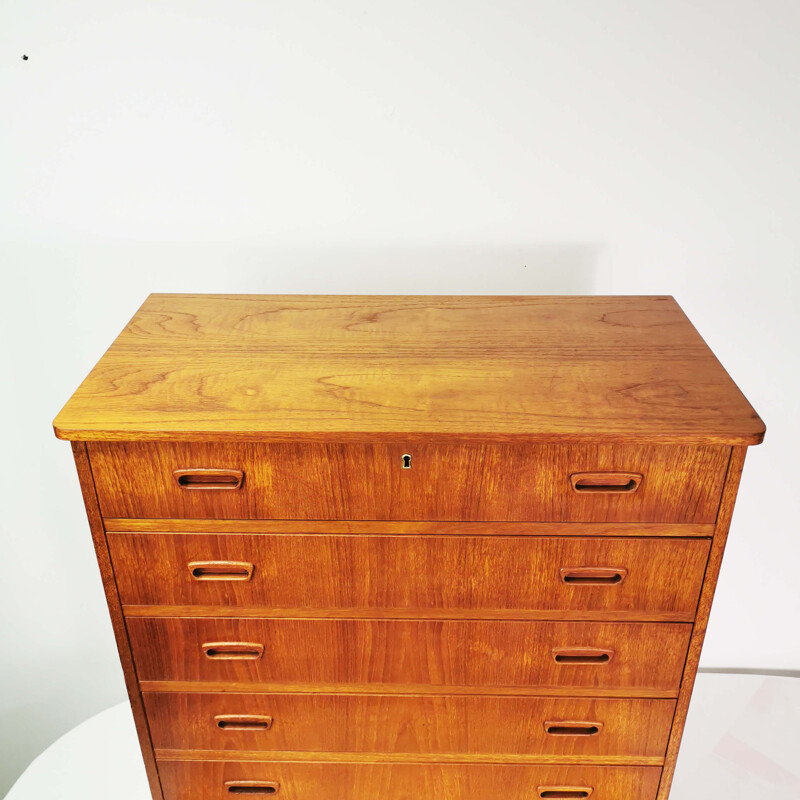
655;445;746;800
71;441;164;800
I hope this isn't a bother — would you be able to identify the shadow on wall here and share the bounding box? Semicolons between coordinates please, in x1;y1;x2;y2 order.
2;238;603;303
232;243;602;296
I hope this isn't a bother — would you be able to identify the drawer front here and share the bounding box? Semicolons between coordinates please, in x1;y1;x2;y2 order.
88;441;729;522
128;618;691;693
111;533;710;620
145;692;675;759
158;761;662;800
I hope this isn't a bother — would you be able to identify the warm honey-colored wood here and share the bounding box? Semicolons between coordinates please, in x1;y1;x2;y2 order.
202;642;266;661
188;560;255;582
143;692;675;761
126;618;691;693
224;778;280;794
157;750;664;766
103;518;717;536
655;446;747;800
108;533;710;620
123;606;697;622
214;714;274;732
173;468;245;490
552;647;614;665
56;296;764;800
570;472;643;493
53;294;764;445
69;443;164;800
139;681;679;699
87;441;729;522
560;567;628;585
157;761;663;800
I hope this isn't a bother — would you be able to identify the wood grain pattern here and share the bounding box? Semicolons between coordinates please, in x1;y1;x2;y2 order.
655;446;747;799
103;518;716;536
156;749;665;766
144;692;675;761
126;618;692;693
109;533;710;620
138;681;679;699
69;443;165;800
56;296;764;800
156;749;664;769
122;606;698;622
157;761;663;800
53;294;764;445
87;441;729;523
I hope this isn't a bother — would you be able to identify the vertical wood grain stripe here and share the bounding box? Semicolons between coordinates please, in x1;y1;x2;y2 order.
655;445;747;800
72;442;165;800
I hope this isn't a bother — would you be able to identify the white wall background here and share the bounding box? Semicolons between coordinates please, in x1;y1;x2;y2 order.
1;0;798;794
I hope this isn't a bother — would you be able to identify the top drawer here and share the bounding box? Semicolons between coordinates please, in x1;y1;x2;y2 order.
88;442;729;522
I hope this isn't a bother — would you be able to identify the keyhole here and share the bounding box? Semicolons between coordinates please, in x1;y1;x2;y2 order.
402;454;412;469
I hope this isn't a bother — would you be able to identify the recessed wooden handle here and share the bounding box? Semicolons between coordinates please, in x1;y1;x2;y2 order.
216;714;273;731
202;642;264;660
570;472;642;493
174;469;244;490
553;647;614;665
189;561;255;581
560;567;627;585
538;788;593;799
544;720;603;737
225;781;279;795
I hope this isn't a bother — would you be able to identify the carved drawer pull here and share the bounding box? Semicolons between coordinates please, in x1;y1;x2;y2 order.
174;468;244;490
544;720;603;737
553;647;614;665
570;472;642;493
216;714;273;731
560;567;627;586
225;781;279;795
538;788;593;799
189;561;255;581
202;642;265;660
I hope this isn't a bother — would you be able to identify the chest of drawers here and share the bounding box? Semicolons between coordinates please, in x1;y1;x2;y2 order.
54;294;764;800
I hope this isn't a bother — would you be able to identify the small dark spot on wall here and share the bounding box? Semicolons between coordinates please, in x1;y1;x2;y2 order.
22;54;29;60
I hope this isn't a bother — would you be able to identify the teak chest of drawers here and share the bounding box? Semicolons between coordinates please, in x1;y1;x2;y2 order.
54;294;764;800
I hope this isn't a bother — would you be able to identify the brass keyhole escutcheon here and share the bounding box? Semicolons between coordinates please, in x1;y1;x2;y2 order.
402;454;412;469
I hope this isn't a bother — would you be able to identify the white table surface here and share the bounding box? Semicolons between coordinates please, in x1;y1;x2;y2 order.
6;673;800;799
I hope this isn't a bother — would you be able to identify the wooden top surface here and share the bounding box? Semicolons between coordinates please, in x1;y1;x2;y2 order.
53;294;764;444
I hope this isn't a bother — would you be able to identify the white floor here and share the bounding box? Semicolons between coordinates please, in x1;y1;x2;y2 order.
670;673;800;797
6;673;800;799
